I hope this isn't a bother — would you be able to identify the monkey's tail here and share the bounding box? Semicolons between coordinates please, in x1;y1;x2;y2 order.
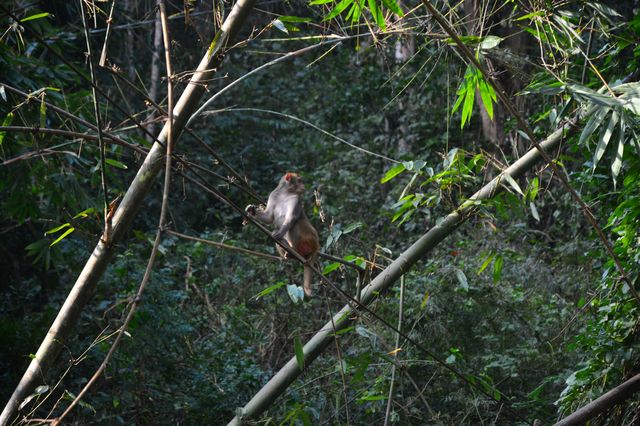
303;264;313;297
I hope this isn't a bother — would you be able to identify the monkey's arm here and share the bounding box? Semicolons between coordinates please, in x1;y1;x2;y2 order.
246;194;276;224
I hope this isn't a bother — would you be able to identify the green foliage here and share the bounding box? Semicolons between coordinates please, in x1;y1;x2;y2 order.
452;64;497;129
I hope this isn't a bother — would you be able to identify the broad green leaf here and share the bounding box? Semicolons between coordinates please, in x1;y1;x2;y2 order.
323;262;342;274
0;112;14;145
343;222;364;233
478;78;495;119
309;0;333;4
324;0;353;21
579;106;610;146
477;252;496;275
367;0;385;30
294;335;305;370
526;177;539;201
50;227;75;247
502;174;524;196
20;12;51;22
461;75;476;128
529;202;540;222
255;281;286;298
516;11;544;21
345;1;361;23
105;158;128;169
480;35;502;50
611;113;624;188
380;163;406;183
593;110;618;168
569;84;620;108
455;268;469;291
381;0;403;16
492;255;503;283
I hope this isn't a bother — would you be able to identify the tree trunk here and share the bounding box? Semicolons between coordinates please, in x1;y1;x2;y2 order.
228;121;576;425
0;0;256;423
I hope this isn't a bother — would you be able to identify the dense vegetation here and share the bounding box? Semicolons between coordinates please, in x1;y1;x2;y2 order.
1;0;639;424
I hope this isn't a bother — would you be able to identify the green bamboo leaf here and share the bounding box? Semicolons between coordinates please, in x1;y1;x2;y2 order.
579;106;610;146
0;112;14;145
529;202;540;222
20;12;51;22
105;158;128;169
45;223;71;235
323;262;341;274
478;78;494;119
367;0;385;30
254;281;286;298
50;227;75;247
477;252;496;275
278;15;313;23
502;174;524;196
73;207;96;219
593;110;618;168
381;0;403;16
294;335;305;370
380;163;406;183
324;0;353;21
492;255;503;283
611;114;625;188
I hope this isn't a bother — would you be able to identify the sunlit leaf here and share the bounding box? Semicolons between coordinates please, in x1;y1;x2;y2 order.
50;227;75;247
272;19;288;33
20;12;51;22
480;35;503;50
254;281;286;298
381;163;406;183
45;223;71;234
477;252;495;275
105;158;128;169
324;0;353;21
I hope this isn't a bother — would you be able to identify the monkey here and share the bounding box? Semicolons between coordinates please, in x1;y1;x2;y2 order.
246;172;320;297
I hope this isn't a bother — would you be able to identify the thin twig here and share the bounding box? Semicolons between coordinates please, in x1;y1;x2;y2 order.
98;0;116;67
384;274;405;426
79;0;110;239
167;230;281;261
206;107;399;163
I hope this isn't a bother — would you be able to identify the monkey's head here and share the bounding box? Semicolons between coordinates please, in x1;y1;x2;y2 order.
281;172;306;194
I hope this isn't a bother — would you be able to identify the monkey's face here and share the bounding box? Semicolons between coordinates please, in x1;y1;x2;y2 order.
283;172;305;194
